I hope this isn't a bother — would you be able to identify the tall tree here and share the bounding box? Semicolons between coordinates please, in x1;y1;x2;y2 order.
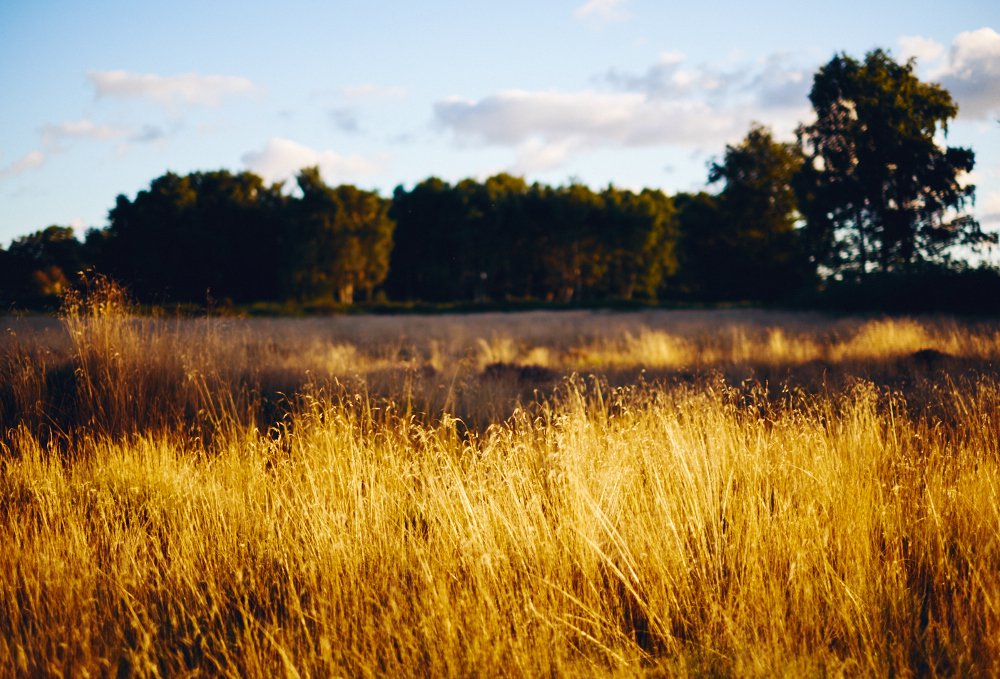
293;167;394;304
386;177;465;302
796;49;992;275
600;186;678;300
537;183;607;302
673;191;728;298
705;123;809;299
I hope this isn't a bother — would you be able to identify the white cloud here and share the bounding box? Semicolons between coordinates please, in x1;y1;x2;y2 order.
88;70;256;109
573;0;629;24
0;150;45;180
899;35;946;65
435;50;813;174
605;51;809;110
749;54;810;109
241;137;383;184
511;138;578;174
437;90;734;147
904;28;1000;120
435;89;741;173
40;119;130;148
939;27;1000;119
604;51;711;98
341;84;408;100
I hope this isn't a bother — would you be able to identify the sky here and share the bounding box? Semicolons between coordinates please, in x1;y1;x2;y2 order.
2;0;999;257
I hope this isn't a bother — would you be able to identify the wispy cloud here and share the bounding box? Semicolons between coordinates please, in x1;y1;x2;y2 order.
0;150;45;181
573;0;630;25
127;124;172;144
341;84;408;100
88;70;256;109
604;51;809;110
37;118;176;158
436;90;734;147
241;137;384;184
39;119;130;149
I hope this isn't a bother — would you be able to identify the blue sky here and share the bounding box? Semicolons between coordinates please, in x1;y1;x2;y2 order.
2;0;999;256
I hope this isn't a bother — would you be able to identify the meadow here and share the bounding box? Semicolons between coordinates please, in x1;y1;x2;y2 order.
2;282;999;676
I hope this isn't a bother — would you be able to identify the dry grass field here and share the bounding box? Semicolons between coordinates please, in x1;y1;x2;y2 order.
2;281;1000;676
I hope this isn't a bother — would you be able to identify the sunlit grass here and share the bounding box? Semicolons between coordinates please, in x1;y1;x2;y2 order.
1;286;999;676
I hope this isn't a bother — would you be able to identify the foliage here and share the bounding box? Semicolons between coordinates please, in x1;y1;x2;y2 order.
386;176;677;303
1;225;88;298
803;263;1000;314
293;167;395;304
385;177;467;302
102;170;288;303
676;124;808;301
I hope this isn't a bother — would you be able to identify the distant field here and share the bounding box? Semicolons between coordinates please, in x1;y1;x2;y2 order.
2;287;999;676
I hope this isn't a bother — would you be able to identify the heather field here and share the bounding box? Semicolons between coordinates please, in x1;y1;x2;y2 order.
2;285;1000;676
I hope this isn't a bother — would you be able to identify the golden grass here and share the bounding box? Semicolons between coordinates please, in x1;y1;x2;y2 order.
2;286;999;676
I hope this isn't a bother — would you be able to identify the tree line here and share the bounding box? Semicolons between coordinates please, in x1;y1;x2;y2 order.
1;49;995;309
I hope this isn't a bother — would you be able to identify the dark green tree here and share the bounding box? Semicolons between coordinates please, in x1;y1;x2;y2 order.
187;170;288;302
4;225;87;297
536;183;606;302
673;191;727;298
104;172;198;301
293;167;394;304
705;123;809;299
796;49;992;275
386;177;466;302
102;170;286;303
453;174;531;300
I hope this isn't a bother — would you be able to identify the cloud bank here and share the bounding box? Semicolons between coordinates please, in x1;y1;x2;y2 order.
434;51;811;173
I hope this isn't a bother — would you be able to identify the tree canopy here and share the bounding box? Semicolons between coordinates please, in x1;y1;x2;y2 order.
102;170;288;303
673;124;809;301
293;167;394;304
2;225;86;297
796;49;993;275
385;176;677;303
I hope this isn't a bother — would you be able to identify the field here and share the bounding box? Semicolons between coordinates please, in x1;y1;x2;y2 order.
2;284;1000;677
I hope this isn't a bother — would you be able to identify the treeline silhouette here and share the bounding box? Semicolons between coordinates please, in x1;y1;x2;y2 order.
2;49;998;312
